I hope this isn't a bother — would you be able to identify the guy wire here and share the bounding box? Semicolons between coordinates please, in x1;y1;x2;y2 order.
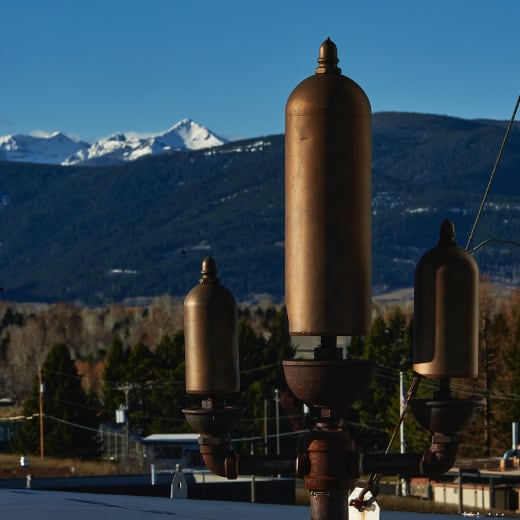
465;95;520;252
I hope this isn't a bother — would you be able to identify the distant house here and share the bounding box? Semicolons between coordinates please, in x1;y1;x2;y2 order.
411;456;520;513
141;433;203;469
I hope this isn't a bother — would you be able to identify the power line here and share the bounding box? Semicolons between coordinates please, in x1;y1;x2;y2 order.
44;414;101;434
468;237;520;254
465;94;520;252
40;367;82;379
240;362;281;375
232;428;308;443
370;361;520;406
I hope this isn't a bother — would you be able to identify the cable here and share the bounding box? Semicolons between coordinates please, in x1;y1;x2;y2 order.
467;237;520;254
350;374;422;512
231;428;308;443
44;414;100;434
465;95;520;252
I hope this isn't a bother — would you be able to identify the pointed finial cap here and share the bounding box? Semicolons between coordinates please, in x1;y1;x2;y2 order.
315;37;341;75
438;220;456;246
200;256;219;284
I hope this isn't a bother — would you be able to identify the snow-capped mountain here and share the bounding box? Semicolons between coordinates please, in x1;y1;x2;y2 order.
0;132;90;165
0;119;227;166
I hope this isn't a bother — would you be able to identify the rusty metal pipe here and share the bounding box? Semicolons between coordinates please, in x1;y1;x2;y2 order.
199;443;236;479
360;452;423;476
422;434;460;477
238;454;297;477
310;491;348;520
201;434;459;480
200;443;296;479
360;434;459;478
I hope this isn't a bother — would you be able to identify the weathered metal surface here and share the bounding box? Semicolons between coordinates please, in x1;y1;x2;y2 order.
310;490;349;520
413;220;479;378
283;359;375;410
285;38;372;336
408;397;483;435
184;257;239;394
183;405;242;439
303;432;357;492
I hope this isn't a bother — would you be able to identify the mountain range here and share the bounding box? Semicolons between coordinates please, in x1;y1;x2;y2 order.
0;119;227;166
0;111;519;305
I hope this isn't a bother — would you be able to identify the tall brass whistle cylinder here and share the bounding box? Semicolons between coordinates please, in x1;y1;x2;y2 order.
413;220;479;378
285;38;372;336
184;257;239;394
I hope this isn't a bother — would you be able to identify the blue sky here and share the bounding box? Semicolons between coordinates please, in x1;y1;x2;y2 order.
1;0;519;142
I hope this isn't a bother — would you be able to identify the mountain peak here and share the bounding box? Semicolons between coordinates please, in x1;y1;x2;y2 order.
104;132;128;142
159;119;227;152
174;117;194;127
0;119;227;166
0;131;88;164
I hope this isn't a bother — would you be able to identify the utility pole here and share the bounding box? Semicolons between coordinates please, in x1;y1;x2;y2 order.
38;366;45;459
263;399;268;455
400;371;405;456
274;388;280;455
116;383;132;463
399;371;409;496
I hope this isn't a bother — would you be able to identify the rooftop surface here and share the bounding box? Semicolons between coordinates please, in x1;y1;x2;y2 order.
0;488;468;520
1;489;307;520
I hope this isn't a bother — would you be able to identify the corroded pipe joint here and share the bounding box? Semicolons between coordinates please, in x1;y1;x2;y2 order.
199;443;297;479
199;442;238;479
422;433;459;477
297;451;311;478
303;430;359;492
359;434;459;478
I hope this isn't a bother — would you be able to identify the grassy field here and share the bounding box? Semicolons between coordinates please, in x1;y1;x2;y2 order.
0;453;139;479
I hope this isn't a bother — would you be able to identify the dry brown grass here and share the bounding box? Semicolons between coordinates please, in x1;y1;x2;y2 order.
0;453;141;479
296;486;520;516
376;494;458;514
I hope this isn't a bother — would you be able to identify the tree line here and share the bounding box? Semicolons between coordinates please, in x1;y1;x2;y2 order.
11;286;520;460
11;306;295;457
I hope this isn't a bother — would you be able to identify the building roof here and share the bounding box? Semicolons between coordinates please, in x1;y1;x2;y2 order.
141;433;199;444
0;489;308;520
0;488;461;520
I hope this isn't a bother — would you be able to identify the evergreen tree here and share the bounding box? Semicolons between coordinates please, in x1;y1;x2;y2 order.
351;308;420;452
101;336;129;418
234;307;296;452
13;343;100;458
235;317;267;438
266;306;296;366
462;286;520;457
146;331;189;434
114;342;155;436
101;332;190;437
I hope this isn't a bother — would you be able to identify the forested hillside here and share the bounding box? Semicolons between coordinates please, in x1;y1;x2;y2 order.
0;112;518;305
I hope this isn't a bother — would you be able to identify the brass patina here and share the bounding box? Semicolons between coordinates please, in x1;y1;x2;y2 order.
285;38;372;336
184;257;239;395
413;220;479;378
